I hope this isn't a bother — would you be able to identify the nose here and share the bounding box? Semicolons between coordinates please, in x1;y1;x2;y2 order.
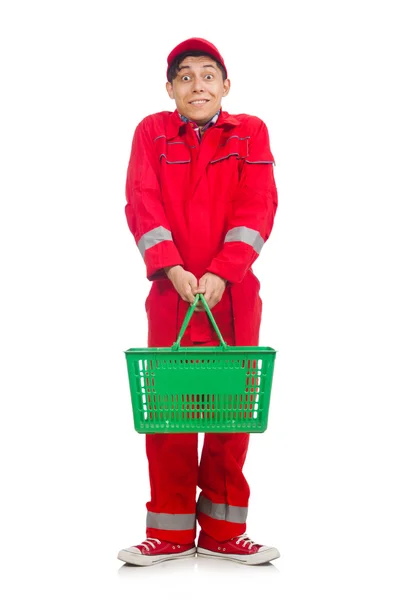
191;77;205;93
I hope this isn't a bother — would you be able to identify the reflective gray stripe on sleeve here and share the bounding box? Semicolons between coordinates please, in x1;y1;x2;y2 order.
197;495;248;524
146;511;196;531
137;226;173;258
224;226;265;254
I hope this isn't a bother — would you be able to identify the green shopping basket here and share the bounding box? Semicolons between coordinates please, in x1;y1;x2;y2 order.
125;294;277;434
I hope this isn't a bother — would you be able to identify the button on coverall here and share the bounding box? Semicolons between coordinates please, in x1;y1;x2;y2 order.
125;108;278;543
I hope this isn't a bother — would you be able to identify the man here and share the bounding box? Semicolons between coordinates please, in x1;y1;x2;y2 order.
118;38;279;566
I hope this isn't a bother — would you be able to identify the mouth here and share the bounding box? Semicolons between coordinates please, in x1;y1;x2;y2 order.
189;99;209;106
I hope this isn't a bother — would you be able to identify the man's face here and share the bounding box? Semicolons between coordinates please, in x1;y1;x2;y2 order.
166;55;231;126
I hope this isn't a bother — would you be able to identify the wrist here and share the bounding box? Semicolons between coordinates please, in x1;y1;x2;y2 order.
164;265;183;280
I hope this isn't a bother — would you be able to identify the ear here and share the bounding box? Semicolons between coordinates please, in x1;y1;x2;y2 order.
222;78;231;97
166;81;174;99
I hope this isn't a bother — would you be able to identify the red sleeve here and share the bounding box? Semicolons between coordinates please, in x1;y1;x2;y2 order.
206;119;278;284
125;118;183;281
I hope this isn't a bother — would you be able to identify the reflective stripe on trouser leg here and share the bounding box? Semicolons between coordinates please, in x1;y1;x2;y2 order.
197;432;250;541
196;493;248;542
197;495;247;523
147;512;196;530
146;432;198;544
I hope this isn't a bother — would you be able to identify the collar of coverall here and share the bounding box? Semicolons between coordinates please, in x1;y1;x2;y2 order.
165;107;240;140
179;108;220;127
178;109;220;140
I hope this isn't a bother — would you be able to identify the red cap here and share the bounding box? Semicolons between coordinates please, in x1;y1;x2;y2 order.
167;37;227;80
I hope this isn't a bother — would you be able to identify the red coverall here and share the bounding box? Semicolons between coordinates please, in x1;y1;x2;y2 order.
125;108;278;543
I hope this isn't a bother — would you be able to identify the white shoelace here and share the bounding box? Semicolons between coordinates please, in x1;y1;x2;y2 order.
139;538;161;551
234;534;258;550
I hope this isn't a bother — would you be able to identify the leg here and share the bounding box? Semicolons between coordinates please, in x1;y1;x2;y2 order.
146;432;198;544
193;300;250;541
197;432;250;541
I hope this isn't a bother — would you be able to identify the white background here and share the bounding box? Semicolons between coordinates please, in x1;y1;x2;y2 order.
1;0;396;598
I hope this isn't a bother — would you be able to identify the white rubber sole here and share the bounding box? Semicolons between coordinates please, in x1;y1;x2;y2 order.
197;546;280;565
117;547;196;566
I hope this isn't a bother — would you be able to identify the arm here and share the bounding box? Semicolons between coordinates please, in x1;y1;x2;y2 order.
206;119;278;284
125;119;183;281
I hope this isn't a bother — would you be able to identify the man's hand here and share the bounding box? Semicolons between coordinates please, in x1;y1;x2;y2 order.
165;266;198;303
195;272;227;311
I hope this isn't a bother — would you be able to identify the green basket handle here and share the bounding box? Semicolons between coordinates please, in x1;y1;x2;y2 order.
171;294;228;351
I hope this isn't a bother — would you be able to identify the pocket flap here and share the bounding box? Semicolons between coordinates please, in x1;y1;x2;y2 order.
210;135;249;163
154;136;192;164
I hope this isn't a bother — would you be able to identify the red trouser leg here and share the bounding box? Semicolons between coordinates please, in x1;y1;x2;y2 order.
192;305;250;542
145;291;250;543
145;432;198;544
197;432;250;541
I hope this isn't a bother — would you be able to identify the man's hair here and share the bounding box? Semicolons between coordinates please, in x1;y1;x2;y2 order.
167;50;227;83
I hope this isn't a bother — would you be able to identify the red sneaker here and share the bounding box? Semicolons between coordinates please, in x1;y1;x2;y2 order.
197;531;280;565
117;537;196;566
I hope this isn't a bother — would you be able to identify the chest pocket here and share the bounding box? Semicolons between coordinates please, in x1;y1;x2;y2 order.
153;135;193;164
210;135;249;164
210;135;276;166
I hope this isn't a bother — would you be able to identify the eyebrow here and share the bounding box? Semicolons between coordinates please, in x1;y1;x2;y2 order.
178;64;217;71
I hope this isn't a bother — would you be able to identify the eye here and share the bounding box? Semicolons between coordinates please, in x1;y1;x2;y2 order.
181;75;191;81
204;74;214;80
